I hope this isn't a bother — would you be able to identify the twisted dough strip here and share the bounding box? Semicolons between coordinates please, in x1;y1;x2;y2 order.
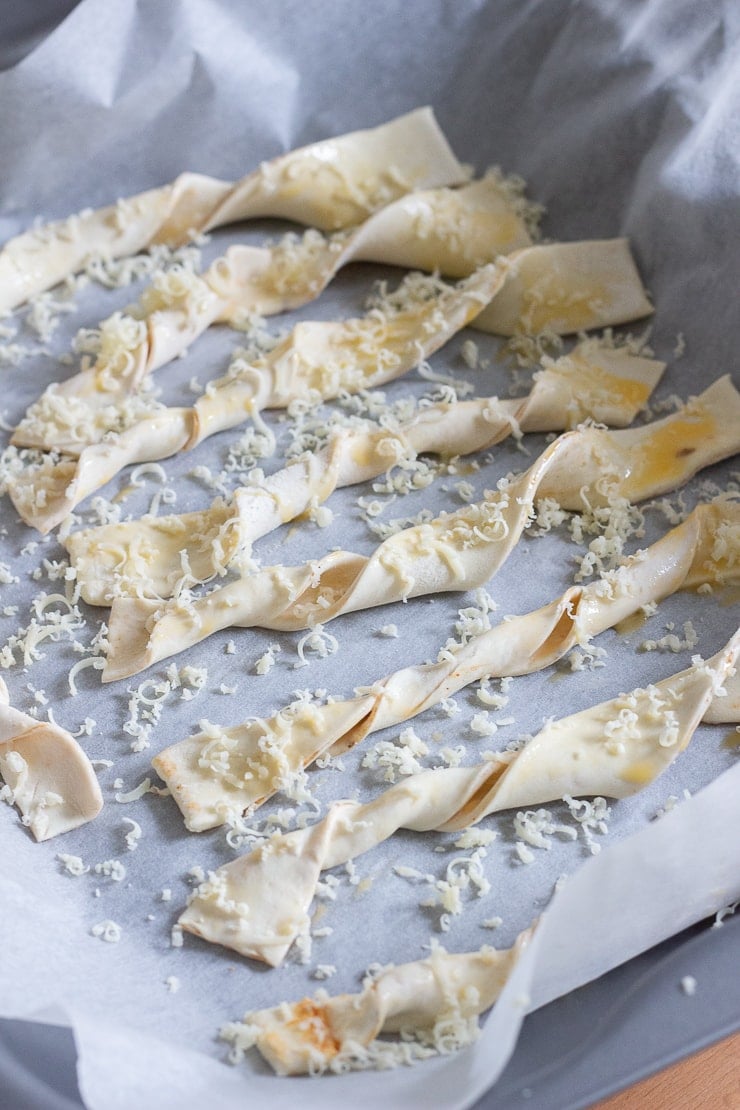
9;265;503;530
0;108;465;313
151;498;740;832
178;632;740;966
11;173;535;454
66;340;666;604
104;377;740;682
222;935;530;1075
0;677;103;840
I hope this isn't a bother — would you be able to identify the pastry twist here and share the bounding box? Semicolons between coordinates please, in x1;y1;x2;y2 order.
0;677;103;840
222;935;529;1075
0;108;464;312
179;632;740;966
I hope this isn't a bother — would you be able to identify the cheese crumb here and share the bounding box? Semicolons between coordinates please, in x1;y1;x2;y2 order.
640;620;699;654
122;818;142;851
563;795;611;853
91;920;122;943
254;643;280;675
57;853;89;876
680;975;697;996
115;777;152;803
362;727;429;782
312;964;337;981
460;339;479;369
653;790;692;820
94;859;126;882
514;809;577;852
294;624;339;669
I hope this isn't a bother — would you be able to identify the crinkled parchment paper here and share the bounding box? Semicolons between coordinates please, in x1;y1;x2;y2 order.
0;1;739;1107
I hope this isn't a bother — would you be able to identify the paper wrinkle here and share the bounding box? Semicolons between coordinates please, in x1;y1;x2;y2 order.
1;0;739;1107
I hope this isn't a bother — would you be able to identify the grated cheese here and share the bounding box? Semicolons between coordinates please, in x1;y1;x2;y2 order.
640;620;699;654
312;964;337;981
57;853;89;876
514;809;577;852
68;655;105;696
115;777;152;803
562;795;611;854
294;624;339;669
362;727;429;782
94;859;127;882
91;920;122;943
122;818;142;851
255;643;281;675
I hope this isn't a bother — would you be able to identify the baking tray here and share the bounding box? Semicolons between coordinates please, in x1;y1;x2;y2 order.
0;2;739;1107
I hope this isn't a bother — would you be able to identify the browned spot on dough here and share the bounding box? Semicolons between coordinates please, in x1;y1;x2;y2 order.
289;999;341;1057
676;446;697;457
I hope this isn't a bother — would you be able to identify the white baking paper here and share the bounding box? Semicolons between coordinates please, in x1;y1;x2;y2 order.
0;1;739;1107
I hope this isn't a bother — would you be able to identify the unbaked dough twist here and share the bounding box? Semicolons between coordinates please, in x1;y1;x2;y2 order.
222;935;530;1075
0;108;465;313
0;677;103;840
179;632;740;966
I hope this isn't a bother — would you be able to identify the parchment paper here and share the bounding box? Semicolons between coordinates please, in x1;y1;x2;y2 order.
0;1;739;1107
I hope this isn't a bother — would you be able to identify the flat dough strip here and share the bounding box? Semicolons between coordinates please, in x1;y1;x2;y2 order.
9;266;504;528
104;378;740;681
0;108;465;312
178;633;739;966
0;678;103;840
65;340;666;603
11;174;533;454
222;935;530;1075
151;498;740;832
472;240;653;335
